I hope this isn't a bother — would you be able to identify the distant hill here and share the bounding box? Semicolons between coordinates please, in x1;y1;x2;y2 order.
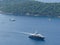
0;0;60;16
0;0;32;4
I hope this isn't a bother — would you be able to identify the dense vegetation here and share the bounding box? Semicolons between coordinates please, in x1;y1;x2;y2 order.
0;0;60;16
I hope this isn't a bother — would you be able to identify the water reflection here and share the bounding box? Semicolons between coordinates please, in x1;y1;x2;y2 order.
29;38;45;45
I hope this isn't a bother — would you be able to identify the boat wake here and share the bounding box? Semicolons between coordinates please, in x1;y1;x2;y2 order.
19;32;33;35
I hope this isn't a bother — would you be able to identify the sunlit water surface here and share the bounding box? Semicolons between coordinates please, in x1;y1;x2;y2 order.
0;14;60;45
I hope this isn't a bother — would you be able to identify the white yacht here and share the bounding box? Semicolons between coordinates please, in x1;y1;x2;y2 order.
20;32;45;40
29;33;45;40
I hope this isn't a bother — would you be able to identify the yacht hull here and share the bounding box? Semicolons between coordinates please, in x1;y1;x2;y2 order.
29;35;44;40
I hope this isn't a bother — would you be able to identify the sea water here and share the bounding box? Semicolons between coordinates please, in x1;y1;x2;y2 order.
0;14;60;45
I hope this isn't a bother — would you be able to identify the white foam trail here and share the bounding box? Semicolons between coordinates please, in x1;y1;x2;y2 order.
20;32;33;35
9;31;33;35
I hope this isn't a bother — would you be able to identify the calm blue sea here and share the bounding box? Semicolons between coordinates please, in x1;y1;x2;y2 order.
0;14;60;45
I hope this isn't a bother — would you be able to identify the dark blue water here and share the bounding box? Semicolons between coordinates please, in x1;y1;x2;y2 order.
0;14;60;45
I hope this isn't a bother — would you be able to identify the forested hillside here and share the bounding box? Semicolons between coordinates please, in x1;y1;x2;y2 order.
0;0;60;16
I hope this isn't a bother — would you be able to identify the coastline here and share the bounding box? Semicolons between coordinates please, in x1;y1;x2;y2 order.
0;11;60;18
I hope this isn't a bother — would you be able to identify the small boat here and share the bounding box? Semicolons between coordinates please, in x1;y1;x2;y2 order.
20;32;45;40
48;18;51;22
29;33;45;40
9;18;16;21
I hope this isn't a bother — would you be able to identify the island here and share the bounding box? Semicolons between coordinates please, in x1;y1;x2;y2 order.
0;0;60;17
